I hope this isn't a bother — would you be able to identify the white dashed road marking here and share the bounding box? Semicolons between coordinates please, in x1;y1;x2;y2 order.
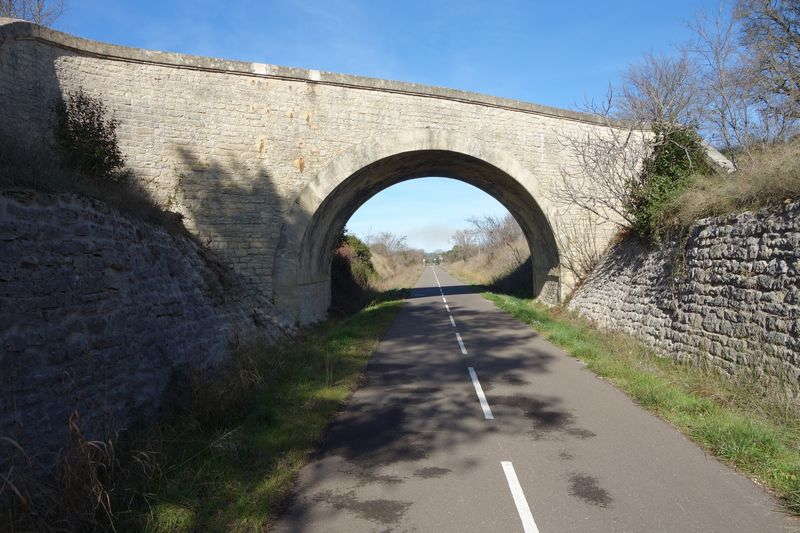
434;268;540;531
467;367;494;420
501;461;539;533
455;332;467;354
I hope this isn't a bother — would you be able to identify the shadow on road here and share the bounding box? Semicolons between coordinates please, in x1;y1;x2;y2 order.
275;282;598;530
405;283;486;299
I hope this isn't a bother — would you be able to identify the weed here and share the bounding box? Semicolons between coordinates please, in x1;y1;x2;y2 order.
59;412;117;531
627;125;714;240
1;412;119;532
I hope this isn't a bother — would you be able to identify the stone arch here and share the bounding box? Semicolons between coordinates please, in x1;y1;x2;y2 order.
273;128;561;324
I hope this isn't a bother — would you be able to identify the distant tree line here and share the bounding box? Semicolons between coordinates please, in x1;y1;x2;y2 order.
443;214;525;266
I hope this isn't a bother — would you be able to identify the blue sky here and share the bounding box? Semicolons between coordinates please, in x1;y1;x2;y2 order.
56;0;720;250
345;178;510;251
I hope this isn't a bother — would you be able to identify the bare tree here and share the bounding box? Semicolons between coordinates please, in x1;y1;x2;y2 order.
363;231;426;265
553;51;704;229
620;52;700;127
551;212;604;284
736;0;800;119
553;90;651;228
689;6;797;160
364;231;408;256
550;1;799;255
466;214;525;265
448;228;477;261
0;0;65;26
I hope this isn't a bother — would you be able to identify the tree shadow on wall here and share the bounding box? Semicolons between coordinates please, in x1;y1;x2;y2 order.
172;146;283;298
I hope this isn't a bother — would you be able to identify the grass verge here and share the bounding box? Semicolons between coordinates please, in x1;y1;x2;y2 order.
111;295;405;532
484;292;800;514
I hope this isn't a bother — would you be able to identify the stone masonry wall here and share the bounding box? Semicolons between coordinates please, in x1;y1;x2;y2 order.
569;202;800;390
0;190;281;471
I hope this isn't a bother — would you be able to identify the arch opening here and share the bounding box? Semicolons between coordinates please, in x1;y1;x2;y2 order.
274;148;561;324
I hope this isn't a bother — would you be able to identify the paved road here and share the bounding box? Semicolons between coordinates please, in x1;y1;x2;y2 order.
275;267;796;532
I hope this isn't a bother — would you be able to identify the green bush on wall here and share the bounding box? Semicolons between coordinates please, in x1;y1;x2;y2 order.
626;124;715;240
54;88;125;181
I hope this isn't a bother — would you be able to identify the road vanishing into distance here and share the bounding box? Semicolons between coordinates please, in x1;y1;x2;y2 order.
275;267;796;532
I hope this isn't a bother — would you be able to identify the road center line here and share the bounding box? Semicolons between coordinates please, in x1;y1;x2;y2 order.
455;332;467;354
444;303;450;312
501;462;539;533
449;315;456;327
432;269;448;301
467;367;494;420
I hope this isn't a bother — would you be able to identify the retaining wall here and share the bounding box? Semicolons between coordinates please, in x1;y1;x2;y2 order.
569;203;800;389
0;190;281;471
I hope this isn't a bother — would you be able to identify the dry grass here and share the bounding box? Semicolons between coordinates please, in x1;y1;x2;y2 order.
664;138;800;230
369;251;424;292
109;298;405;532
2;412;118;532
3;297;406;532
446;236;529;289
59;413;117;531
447;257;495;286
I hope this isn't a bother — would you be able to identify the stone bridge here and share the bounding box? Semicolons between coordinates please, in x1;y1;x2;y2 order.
1;18;627;324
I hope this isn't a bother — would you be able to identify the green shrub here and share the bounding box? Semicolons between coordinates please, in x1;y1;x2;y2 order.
330;230;378;314
339;233;373;265
626;124;714;240
54;88;125;180
2;89;184;232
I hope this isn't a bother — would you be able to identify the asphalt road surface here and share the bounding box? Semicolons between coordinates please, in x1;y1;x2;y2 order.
275;266;797;532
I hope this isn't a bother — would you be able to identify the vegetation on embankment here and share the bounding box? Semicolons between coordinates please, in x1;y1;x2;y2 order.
0;88;185;233
70;296;403;532
330;229;423;314
661;137;800;232
547;1;800;255
485;292;800;514
443;214;534;297
447;252;532;298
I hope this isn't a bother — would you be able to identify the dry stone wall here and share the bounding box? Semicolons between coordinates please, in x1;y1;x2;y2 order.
569;203;800;390
0;190;281;471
